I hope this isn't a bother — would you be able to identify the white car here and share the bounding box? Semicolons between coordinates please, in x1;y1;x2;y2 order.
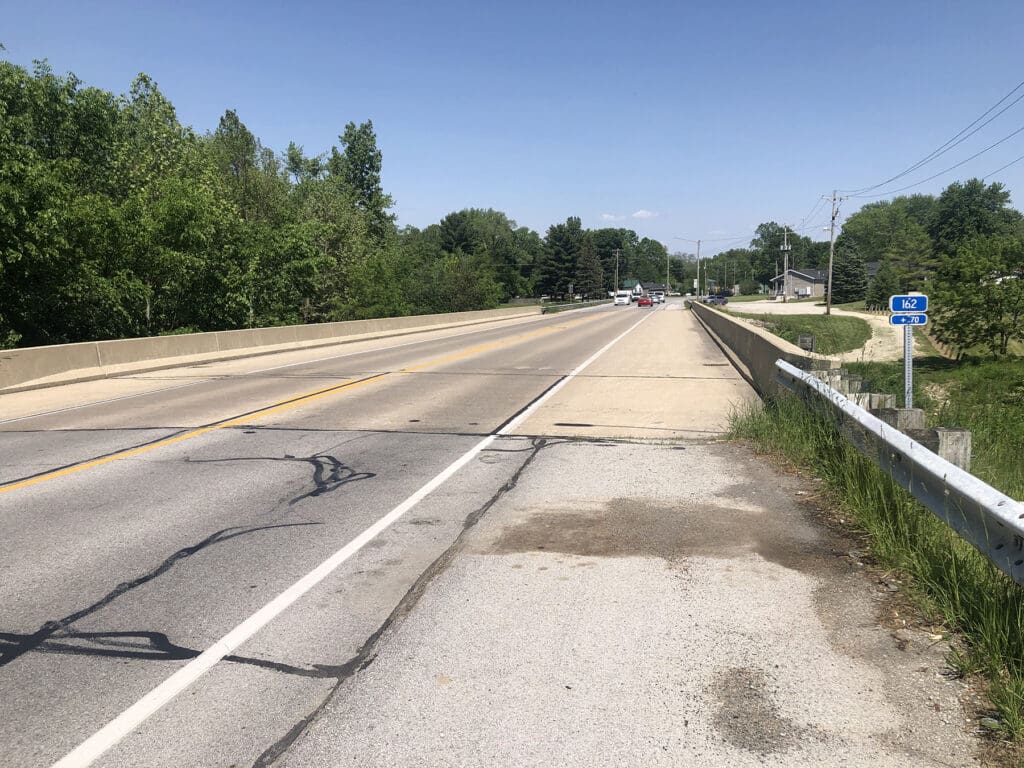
613;291;631;305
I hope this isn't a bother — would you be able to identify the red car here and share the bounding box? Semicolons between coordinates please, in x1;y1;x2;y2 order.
637;296;654;307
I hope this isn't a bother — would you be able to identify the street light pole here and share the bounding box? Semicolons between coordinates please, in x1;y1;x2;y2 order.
613;248;621;293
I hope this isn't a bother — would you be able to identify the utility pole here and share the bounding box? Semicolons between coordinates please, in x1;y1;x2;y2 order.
780;228;791;303
613;248;621;293
824;190;844;315
696;239;701;296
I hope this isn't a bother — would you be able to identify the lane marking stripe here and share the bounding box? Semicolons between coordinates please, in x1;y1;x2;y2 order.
2;313;604;496
0;374;391;495
0;305;610;426
50;309;652;768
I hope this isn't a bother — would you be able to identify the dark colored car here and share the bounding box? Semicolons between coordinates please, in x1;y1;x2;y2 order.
637;296;654;307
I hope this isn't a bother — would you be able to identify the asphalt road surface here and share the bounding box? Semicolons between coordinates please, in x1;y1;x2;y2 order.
0;302;979;767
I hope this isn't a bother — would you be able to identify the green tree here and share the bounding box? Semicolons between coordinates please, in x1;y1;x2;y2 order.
590;228;640;292
841;197;936;289
207;110;259;219
749;222;814;283
829;240;866;304
327;120;394;245
634;237;669;283
537;216;583;296
928;179;1023;257
574;233;604;298
864;261;900;310
932;235;1024;355
284;141;324;184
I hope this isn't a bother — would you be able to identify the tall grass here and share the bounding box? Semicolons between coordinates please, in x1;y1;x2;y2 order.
848;357;1024;499
728;312;873;355
730;394;1024;740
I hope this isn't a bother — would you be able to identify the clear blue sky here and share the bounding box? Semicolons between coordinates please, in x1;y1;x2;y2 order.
3;0;1023;254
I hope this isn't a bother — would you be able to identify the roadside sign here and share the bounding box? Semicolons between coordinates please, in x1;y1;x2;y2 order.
888;294;929;409
889;313;928;326
889;294;928;313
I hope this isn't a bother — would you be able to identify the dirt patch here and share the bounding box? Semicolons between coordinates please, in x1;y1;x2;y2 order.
924;382;953;410
711;666;825;756
484;497;832;575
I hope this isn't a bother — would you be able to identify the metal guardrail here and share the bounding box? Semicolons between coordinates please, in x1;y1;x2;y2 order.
774;359;1024;585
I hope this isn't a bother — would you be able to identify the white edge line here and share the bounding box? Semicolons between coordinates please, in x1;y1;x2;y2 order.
50;304;646;768
497;310;653;435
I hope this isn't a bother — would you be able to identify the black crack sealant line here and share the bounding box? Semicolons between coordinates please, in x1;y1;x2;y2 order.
0;523;318;669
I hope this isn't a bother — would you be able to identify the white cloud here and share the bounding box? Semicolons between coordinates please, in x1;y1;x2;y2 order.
631;209;657;219
601;213;625;222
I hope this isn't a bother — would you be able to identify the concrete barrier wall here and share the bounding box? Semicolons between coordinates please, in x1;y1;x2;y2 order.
0;343;103;390
0;306;542;392
688;301;834;396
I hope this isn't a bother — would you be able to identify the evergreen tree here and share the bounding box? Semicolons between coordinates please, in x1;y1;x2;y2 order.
537;217;583;296
830;240;867;304
864;261;900;310
574;233;604;298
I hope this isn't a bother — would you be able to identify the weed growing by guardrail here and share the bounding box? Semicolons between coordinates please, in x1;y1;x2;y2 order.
847;358;1024;500
729;395;1024;744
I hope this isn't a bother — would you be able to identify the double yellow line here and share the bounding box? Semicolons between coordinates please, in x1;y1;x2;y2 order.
0;313;599;495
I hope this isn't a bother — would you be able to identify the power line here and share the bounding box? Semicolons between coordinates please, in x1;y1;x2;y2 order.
852;122;1024;199
674;219;830;252
796;196;827;230
983;150;1024;181
840;78;1024;196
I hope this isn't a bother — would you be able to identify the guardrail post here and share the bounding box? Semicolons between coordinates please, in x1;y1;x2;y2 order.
871;407;926;431
869;393;896;409
905;427;973;471
851;393;869;408
841;374;863;394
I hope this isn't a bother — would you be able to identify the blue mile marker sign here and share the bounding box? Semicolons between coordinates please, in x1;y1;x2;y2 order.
889;294;928;313
888;293;929;409
889;313;928;326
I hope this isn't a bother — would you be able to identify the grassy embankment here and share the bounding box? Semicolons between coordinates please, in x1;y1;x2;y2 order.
726;310;873;355
729;316;1024;743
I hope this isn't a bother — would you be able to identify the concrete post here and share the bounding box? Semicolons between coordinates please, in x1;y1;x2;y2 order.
868;393;897;409
871;408;926;431
905;427;972;471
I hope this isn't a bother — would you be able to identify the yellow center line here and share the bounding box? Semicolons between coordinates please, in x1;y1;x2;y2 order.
0;374;392;495
0;310;608;495
398;316;592;373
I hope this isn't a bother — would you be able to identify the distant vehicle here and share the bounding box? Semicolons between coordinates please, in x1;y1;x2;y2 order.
614;290;631;306
653;291;665;303
637;295;654;307
703;295;728;305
